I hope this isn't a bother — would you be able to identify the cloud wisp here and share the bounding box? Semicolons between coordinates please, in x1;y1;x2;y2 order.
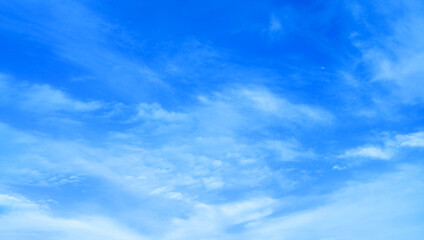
0;74;101;113
0;194;147;240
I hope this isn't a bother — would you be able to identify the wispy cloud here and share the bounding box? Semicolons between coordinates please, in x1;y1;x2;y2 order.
194;87;333;135
0;0;163;99
239;165;424;240
131;103;187;122
340;146;393;160
349;0;424;104
264;8;298;40
0;193;146;240
268;15;282;33
338;130;424;164
152;165;424;240
0;74;101;113
161;197;276;240
239;88;332;123
0;84;329;204
396;131;424;147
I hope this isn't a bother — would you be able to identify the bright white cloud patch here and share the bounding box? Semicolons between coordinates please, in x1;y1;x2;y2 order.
340;146;392;160
396;131;424;147
340;130;424;163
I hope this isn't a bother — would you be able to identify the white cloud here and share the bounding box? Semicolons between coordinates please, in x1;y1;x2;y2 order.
264;8;297;40
0;75;101;113
0;86;315;205
239;165;424;240
152;165;424;240
396;131;424;147
161;198;275;240
201;87;333;127
132;103;186;122
0;0;164;98
260;140;315;161
350;0;424;103
0;194;42;212
340;146;392;160
0;85;333;238
0;194;146;240
4;136;422;240
269;15;282;33
0;86;328;197
340;130;424;162
22;84;101;112
241;88;332;122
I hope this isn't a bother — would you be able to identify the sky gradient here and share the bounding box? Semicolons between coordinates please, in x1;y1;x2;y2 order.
1;0;424;239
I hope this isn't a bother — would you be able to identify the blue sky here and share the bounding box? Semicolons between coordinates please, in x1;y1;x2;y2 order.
1;0;424;239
